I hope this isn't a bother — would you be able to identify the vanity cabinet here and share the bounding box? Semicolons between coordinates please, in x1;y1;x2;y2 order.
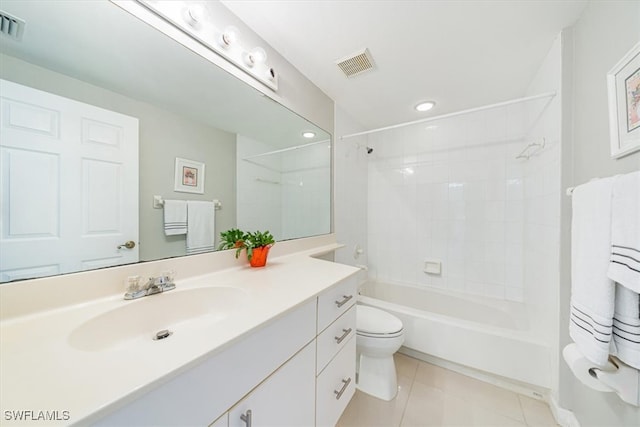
315;276;357;427
94;274;357;427
94;300;317;426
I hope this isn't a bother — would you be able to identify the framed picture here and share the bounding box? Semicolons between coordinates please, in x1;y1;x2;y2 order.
174;157;205;194
607;42;640;159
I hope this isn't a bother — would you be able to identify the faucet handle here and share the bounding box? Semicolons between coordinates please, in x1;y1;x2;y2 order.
159;270;176;291
161;270;176;284
125;275;141;293
124;276;146;300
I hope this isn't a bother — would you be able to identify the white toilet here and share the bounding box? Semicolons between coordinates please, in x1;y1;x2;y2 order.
355;305;405;401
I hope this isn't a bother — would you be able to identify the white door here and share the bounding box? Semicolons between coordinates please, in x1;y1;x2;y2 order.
0;79;139;282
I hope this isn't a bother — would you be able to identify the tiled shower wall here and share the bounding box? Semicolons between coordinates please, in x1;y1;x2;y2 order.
237;135;283;239
367;98;557;302
237;135;330;241
280;141;331;240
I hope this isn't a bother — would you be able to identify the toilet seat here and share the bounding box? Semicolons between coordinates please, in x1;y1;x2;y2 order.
357;330;404;338
356;305;403;337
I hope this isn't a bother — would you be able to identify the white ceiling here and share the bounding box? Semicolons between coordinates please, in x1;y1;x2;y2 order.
222;0;588;130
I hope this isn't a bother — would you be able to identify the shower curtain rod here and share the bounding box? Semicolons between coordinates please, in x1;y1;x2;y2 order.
242;139;330;160
340;91;556;140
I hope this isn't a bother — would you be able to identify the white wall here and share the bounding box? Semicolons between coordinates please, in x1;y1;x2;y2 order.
558;1;640;425
333;106;368;283
364;99;557;302
521;34;563;399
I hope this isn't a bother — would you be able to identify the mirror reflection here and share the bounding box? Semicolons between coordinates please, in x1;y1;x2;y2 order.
0;1;331;283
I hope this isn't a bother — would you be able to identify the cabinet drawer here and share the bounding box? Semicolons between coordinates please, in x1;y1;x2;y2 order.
316;336;356;427
316;305;356;375
317;275;357;333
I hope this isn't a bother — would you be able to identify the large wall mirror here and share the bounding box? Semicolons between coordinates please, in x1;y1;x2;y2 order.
0;1;331;283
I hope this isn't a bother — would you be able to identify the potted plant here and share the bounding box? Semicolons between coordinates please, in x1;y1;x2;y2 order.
218;228;246;258
243;230;275;268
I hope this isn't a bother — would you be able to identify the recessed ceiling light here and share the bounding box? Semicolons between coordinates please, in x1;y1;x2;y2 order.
415;101;436;112
302;131;315;138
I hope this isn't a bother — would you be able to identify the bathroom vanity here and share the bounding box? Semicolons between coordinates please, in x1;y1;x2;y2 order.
0;238;358;426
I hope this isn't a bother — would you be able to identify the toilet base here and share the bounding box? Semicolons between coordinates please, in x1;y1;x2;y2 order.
356;353;398;401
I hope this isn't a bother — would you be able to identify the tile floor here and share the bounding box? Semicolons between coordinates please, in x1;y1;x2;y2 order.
337;353;559;427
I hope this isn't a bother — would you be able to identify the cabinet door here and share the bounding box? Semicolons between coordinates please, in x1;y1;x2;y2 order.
229;341;315;427
316;337;356;427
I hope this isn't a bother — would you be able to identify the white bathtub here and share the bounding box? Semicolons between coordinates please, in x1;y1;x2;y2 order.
359;281;551;388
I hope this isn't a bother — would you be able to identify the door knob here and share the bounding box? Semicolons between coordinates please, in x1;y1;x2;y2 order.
117;240;136;249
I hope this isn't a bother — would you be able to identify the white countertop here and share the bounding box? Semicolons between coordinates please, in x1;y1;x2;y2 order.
0;245;358;425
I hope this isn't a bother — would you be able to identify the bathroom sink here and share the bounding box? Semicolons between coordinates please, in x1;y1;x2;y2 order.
69;287;246;351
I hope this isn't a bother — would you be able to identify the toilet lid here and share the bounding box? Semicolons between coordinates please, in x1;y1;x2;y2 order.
357;305;403;335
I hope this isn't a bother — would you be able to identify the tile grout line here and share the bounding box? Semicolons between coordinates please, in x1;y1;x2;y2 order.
413;359;530;425
398;359;420;427
516;393;529;426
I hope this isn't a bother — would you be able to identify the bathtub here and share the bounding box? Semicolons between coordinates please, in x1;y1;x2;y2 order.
358;281;551;388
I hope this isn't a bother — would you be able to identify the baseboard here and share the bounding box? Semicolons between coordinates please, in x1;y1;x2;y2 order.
399;347;549;401
549;394;580;427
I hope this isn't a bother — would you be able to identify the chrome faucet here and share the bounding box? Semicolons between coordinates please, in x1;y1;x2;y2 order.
124;272;176;300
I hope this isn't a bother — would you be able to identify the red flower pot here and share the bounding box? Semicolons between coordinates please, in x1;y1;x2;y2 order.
249;245;273;267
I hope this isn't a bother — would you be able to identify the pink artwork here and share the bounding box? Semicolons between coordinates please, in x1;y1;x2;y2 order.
627;67;640;132
182;166;197;187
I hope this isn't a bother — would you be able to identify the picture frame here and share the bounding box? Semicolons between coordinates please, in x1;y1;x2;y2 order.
607;42;640;159
174;157;205;194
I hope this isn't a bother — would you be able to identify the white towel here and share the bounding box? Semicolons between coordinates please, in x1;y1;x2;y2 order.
606;171;640;369
612;284;640;369
569;177;616;366
163;200;187;236
607;171;640;292
186;201;215;255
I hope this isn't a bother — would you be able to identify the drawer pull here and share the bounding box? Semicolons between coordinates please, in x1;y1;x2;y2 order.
334;328;352;344
240;409;252;427
334;294;353;308
334;377;352;400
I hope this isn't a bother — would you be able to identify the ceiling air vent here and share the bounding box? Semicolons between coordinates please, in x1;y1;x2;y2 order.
336;48;375;78
0;10;25;41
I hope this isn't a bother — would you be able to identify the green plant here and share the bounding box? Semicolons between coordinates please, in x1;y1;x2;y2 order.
218;228;245;252
243;230;275;261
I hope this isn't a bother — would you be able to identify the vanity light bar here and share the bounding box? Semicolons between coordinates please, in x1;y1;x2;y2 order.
135;0;277;91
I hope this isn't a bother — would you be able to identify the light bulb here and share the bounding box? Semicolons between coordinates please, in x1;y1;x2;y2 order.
302;132;315;139
183;5;204;27
220;26;239;47
244;47;267;67
249;47;267;64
